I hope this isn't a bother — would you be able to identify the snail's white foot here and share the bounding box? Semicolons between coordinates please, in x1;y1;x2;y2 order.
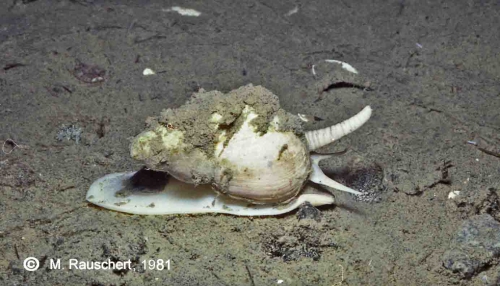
86;169;335;216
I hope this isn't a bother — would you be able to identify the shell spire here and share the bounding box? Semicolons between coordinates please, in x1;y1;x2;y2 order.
305;106;372;151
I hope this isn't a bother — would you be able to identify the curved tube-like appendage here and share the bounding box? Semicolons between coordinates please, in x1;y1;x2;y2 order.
305;106;372;151
308;154;362;195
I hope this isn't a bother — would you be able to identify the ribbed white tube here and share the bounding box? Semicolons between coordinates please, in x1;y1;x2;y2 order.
305;106;372;151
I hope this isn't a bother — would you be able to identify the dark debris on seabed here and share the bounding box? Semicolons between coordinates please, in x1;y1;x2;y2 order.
296;201;322;222
56;124;82;144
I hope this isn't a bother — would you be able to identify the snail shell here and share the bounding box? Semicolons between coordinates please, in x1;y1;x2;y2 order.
130;84;371;203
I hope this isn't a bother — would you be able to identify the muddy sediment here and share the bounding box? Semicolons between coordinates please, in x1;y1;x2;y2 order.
1;1;499;285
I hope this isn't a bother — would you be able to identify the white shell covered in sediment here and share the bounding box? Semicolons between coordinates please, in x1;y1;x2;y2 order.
129;85;315;204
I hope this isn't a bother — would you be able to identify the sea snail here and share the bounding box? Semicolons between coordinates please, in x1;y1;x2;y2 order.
87;84;372;215
129;84;371;203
